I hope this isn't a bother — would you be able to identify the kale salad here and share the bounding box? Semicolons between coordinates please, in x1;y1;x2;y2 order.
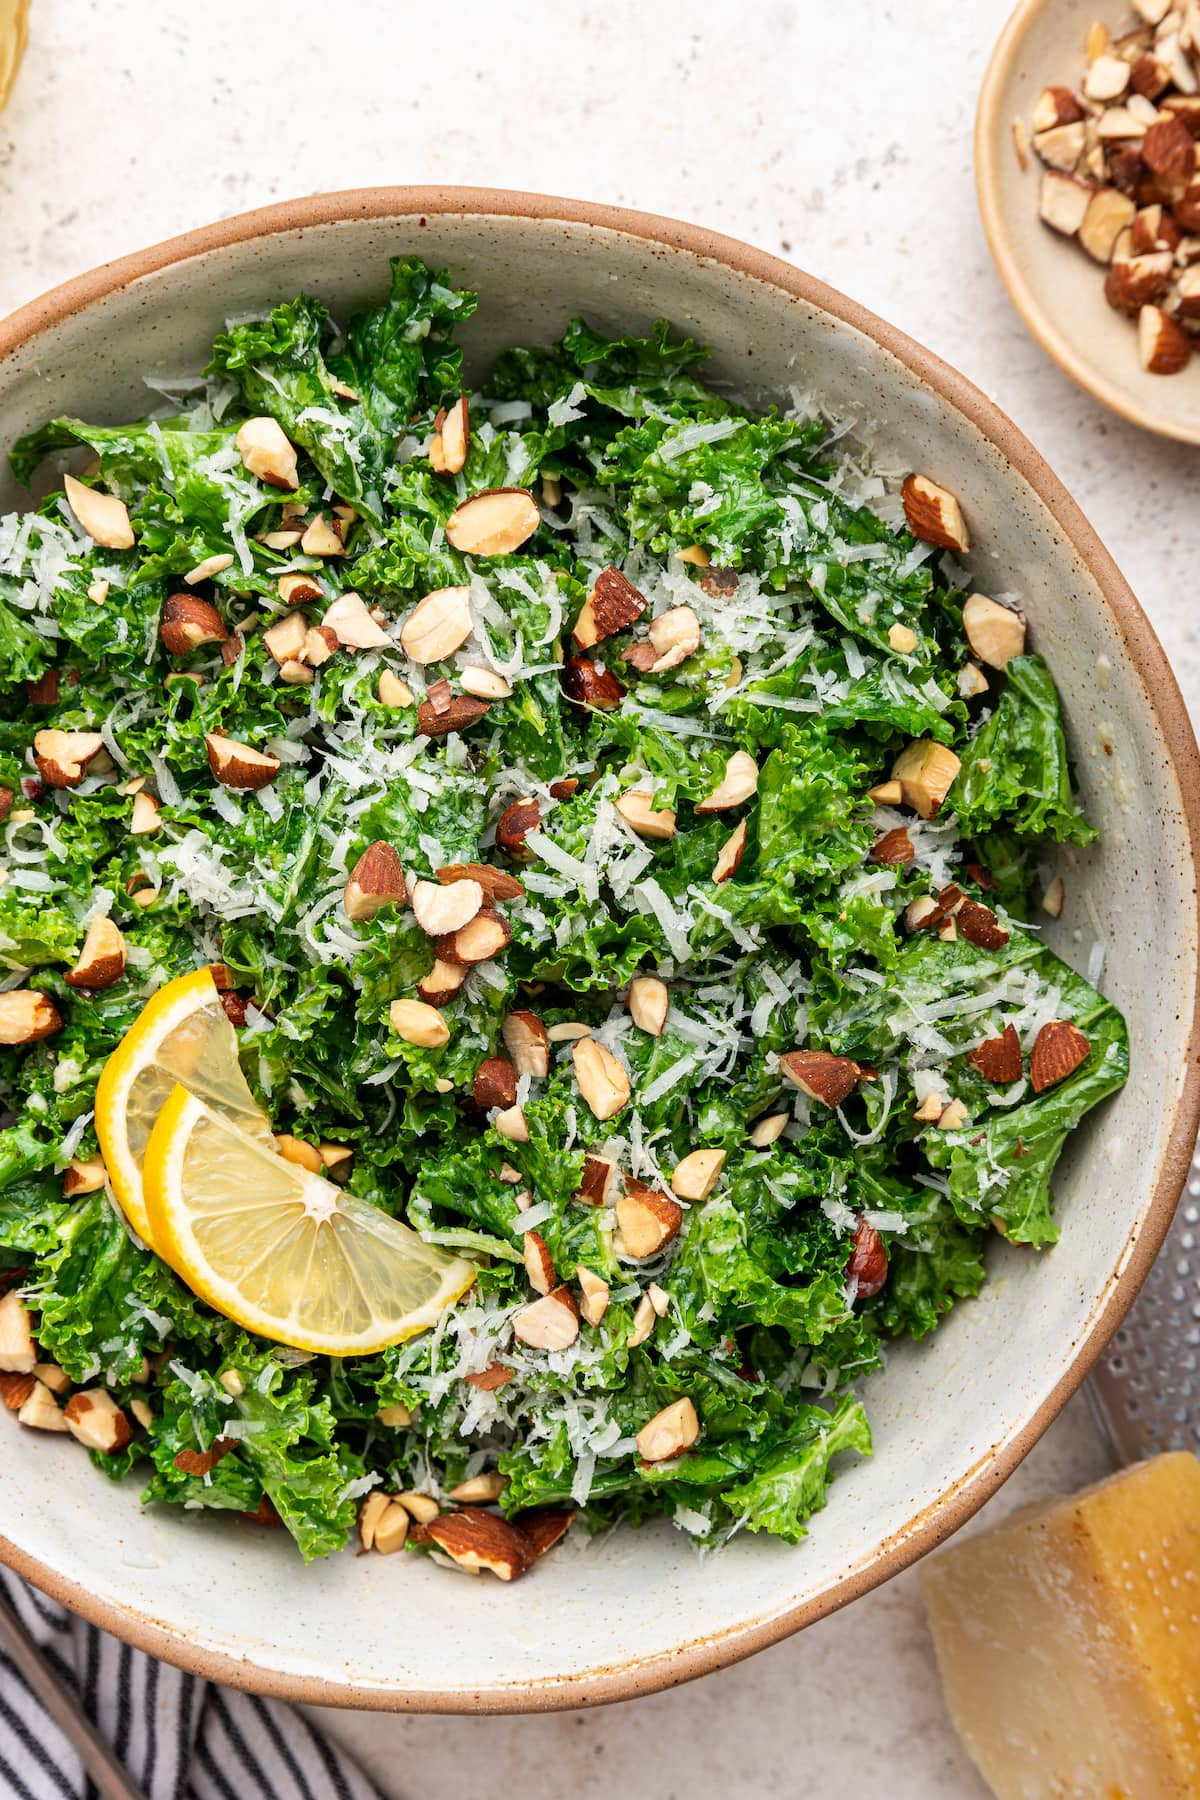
0;257;1128;1573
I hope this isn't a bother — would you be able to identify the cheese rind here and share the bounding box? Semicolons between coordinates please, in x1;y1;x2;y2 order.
921;1452;1200;1800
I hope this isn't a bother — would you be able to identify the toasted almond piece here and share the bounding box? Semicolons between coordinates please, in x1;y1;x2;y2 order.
17;1379;68;1432
1042;874;1067;918
647;1282;671;1317
389;998;451;1049
437;862;525;903
263;609;309;665
967;1024;1023;1084
0;1292;36;1373
206;734;281;791
575;567;647;647
448;1470;507;1504
697;750;759;813
846;1217;889;1297
378;670;415;707
417;959;468;1006
616;1183;683;1258
647;605;702;672
300;513;345;557
161;592;227;654
576;1266;610;1327
417;689;491;736
637;1397;699;1464
1032;120;1088;170
561;656;624;710
512;1285;580;1351
359;1490;391;1552
278;572;323;606
425;1507;535;1579
302;625;338;667
937;1098;969;1131
522;1230;556;1296
958;662;990;699
502;1010;550;1078
61;1152;105;1195
615;789;677;841
956;897;1010;950
183;551;235;586
887;622;919;655
393;1490;439;1524
713;817;748;884
901;474;970;553
460;666;513;700
0;1371;34;1411
495;1105;529;1142
128;790;162;838
63;1389;132;1454
627;1292;657;1347
130;887;159;910
869;826;915;867
62;473;135;549
375;1401;411;1427
779;1048;860;1108
0;991;63;1047
411;877;484;937
430;396;470;476
86;578;109;604
1080;188;1138;262
578;1154;618;1207
627;975;669;1036
671;1148;726;1202
445;488;540;556
372;1501;411;1555
547;1020;591;1043
1084;51;1131;101
34;729;107;789
1030;1020;1091;1092
749;1111;789;1148
463;1363;514;1392
34;1362;70;1396
275;1134;324;1174
474;1056;518;1111
1144;112;1196;174
914;1089;945;1122
236;417;299;489
280;657;313;685
322;591;389;649
1032;84;1086;132
65;915;126;990
344;841;408;921
572;1036;630;1121
495;797;541;861
962;595;1026;669
891;739;962;819
1139;302;1192;370
867;778;903;805
317;1143;353;1184
262;529;304;550
675;544;710;566
437;908;512;965
399;585;473;663
1038;171;1096;236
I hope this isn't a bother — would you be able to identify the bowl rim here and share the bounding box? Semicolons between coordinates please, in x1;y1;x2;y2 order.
1;184;1198;1713
975;0;1200;444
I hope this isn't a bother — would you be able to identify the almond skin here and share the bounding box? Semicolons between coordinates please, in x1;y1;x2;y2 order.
520;1509;575;1559
161;593;227;655
464;1363;514;1392
205;734;282;791
779;1049;861;1108
343;842;408;922
847;1218;888;1298
636;1397;699;1464
561;657;623;710
900;474;970;553
501;1010;550;1078
522;1230;556;1296
436;908;513;965
967;1024;1023;1084
616;1183;683;1258
712;817;747;883
0;991;63;1046
956;899;1010;951
495;798;541;861
577;1154;618;1206
1030;1020;1090;1093
869;827;915;867
474;1056;518;1111
511;1286;580;1352
575;566;647;647
63;1389;133;1455
417;959;468;1006
416;691;491;736
34;729;107;789
424;1507;536;1580
437;862;525;903
64;915;126;990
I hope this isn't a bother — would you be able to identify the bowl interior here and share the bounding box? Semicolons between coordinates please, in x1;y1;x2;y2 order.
977;0;1200;443
0;196;1196;1709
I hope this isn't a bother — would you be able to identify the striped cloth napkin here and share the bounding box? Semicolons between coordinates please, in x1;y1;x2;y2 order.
0;1569;384;1800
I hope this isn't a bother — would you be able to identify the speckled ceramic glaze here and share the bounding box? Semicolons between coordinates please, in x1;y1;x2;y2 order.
0;189;1196;1712
978;0;1200;442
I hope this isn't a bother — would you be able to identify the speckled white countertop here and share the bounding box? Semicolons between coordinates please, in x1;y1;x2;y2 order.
0;2;1194;1792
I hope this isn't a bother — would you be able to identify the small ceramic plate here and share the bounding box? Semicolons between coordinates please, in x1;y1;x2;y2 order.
977;0;1200;442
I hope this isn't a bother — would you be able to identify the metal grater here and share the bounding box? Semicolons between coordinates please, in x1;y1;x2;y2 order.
1086;1143;1200;1464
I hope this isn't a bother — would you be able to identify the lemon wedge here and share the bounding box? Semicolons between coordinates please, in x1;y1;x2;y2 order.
95;967;271;1250
142;1086;475;1355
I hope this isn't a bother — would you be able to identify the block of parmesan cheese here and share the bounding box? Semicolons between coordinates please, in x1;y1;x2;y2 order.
921;1452;1200;1799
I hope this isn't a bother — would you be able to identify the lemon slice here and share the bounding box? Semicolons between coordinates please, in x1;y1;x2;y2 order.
142;1086;475;1354
95;968;270;1249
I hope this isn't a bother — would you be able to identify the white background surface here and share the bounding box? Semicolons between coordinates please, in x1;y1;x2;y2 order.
0;2;1194;1793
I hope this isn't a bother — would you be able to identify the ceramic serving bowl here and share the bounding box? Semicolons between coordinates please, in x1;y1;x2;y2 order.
978;0;1200;442
0;188;1198;1712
